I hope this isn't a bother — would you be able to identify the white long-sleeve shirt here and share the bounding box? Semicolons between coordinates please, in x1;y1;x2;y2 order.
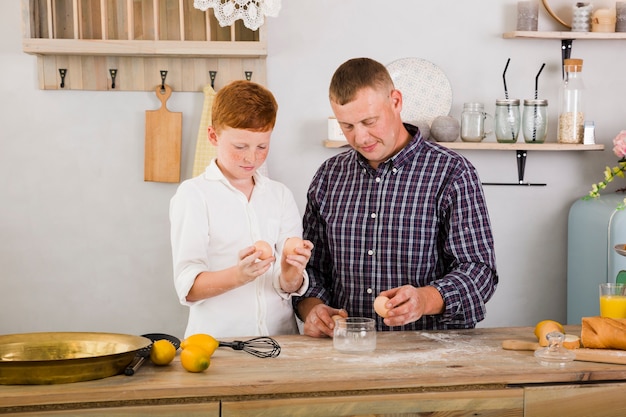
170;160;308;338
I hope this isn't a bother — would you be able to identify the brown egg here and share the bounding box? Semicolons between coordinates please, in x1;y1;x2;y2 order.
331;314;343;322
283;237;304;256
374;295;390;318
254;240;273;260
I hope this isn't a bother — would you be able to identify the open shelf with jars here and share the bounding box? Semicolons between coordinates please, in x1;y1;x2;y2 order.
21;0;267;91
323;140;603;151
323;139;604;186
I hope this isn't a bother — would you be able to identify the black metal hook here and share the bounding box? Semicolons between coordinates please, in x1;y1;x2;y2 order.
109;69;118;89
245;71;253;81
160;70;168;92
209;71;217;89
59;68;67;88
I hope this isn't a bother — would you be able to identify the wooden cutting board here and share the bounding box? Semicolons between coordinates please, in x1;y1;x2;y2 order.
144;84;182;183
502;339;626;365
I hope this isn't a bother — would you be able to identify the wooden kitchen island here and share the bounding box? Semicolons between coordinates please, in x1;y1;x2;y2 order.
2;326;626;417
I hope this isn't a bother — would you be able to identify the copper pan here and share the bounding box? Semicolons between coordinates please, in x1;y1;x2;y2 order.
0;332;151;385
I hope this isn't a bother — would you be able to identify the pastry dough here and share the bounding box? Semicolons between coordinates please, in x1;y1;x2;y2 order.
581;316;626;350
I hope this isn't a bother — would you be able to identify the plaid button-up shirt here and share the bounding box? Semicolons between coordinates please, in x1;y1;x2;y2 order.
295;125;498;331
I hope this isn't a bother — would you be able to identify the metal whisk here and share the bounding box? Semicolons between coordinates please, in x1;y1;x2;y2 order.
218;336;281;358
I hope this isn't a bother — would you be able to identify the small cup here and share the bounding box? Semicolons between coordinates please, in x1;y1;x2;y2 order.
517;1;539;31
333;317;376;353
599;283;626;318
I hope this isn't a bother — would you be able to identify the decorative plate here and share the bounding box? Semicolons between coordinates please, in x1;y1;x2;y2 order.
386;57;452;127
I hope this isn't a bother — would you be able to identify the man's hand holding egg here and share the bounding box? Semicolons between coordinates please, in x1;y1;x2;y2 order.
374;295;391;318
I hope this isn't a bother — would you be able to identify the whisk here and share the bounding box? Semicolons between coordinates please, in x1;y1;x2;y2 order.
218;336;281;358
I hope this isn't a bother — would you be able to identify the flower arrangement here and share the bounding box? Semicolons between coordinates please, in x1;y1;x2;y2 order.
585;130;626;209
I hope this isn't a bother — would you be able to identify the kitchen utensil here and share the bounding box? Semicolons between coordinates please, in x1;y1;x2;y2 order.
144;84;182;183
502;339;626;365
385;57;452;128
125;333;181;376
218;336;281;358
0;332;151;385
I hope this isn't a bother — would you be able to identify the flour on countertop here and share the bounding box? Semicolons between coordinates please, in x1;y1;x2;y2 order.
278;332;514;366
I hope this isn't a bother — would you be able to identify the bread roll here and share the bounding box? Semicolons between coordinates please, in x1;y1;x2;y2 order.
581;316;626;349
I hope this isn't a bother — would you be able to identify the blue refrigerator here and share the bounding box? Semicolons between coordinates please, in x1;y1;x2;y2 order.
567;193;626;324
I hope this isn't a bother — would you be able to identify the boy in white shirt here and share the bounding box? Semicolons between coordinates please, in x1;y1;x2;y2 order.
170;80;312;338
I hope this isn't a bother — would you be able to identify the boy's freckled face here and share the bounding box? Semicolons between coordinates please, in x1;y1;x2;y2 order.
210;126;271;181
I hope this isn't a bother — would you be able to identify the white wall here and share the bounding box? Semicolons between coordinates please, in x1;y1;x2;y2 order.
1;0;625;338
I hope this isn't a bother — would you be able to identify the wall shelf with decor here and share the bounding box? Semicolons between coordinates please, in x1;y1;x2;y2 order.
323;140;604;186
21;0;267;91
503;31;626;40
503;31;626;68
324;140;603;151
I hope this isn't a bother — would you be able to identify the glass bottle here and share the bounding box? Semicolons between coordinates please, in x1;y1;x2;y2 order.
558;59;585;144
522;99;548;143
495;99;520;143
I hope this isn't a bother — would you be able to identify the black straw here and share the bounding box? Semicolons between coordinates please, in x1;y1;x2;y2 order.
503;58;511;99
532;63;546;141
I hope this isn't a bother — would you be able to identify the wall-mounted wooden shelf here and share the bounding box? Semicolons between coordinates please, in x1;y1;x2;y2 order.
323;139;604;187
324;139;604;152
21;0;267;91
503;31;626;71
503;31;626;40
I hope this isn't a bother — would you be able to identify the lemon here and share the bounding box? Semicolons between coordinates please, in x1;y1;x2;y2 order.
534;320;565;347
180;345;211;373
149;339;177;365
181;333;219;356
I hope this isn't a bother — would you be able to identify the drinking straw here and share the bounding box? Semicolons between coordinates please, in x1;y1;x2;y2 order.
532;63;546;142
534;63;546;99
502;58;511;99
502;58;516;140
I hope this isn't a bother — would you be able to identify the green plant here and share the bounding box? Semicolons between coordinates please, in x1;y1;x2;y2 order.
584;130;626;210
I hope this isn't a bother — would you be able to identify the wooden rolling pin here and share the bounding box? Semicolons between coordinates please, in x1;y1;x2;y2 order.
502;339;626;365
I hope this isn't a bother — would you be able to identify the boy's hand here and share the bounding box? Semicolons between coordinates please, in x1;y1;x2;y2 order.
237;246;275;285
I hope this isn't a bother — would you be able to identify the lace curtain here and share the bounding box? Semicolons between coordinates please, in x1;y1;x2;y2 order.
194;0;281;30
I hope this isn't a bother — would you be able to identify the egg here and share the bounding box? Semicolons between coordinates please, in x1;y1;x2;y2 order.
283;237;304;256
253;240;273;260
331;314;343;322
373;295;390;318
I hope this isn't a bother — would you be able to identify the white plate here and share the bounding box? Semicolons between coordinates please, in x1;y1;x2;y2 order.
386;57;452;127
615;244;626;257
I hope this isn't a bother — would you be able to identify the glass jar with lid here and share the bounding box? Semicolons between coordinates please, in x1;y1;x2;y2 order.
558;58;585;144
522;99;548;143
495;99;521;143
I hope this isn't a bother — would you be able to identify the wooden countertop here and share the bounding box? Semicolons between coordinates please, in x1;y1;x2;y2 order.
2;326;626;413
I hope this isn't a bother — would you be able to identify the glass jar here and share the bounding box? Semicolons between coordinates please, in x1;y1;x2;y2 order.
495;99;520;143
558;59;585;144
460;102;492;142
522;99;548;143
